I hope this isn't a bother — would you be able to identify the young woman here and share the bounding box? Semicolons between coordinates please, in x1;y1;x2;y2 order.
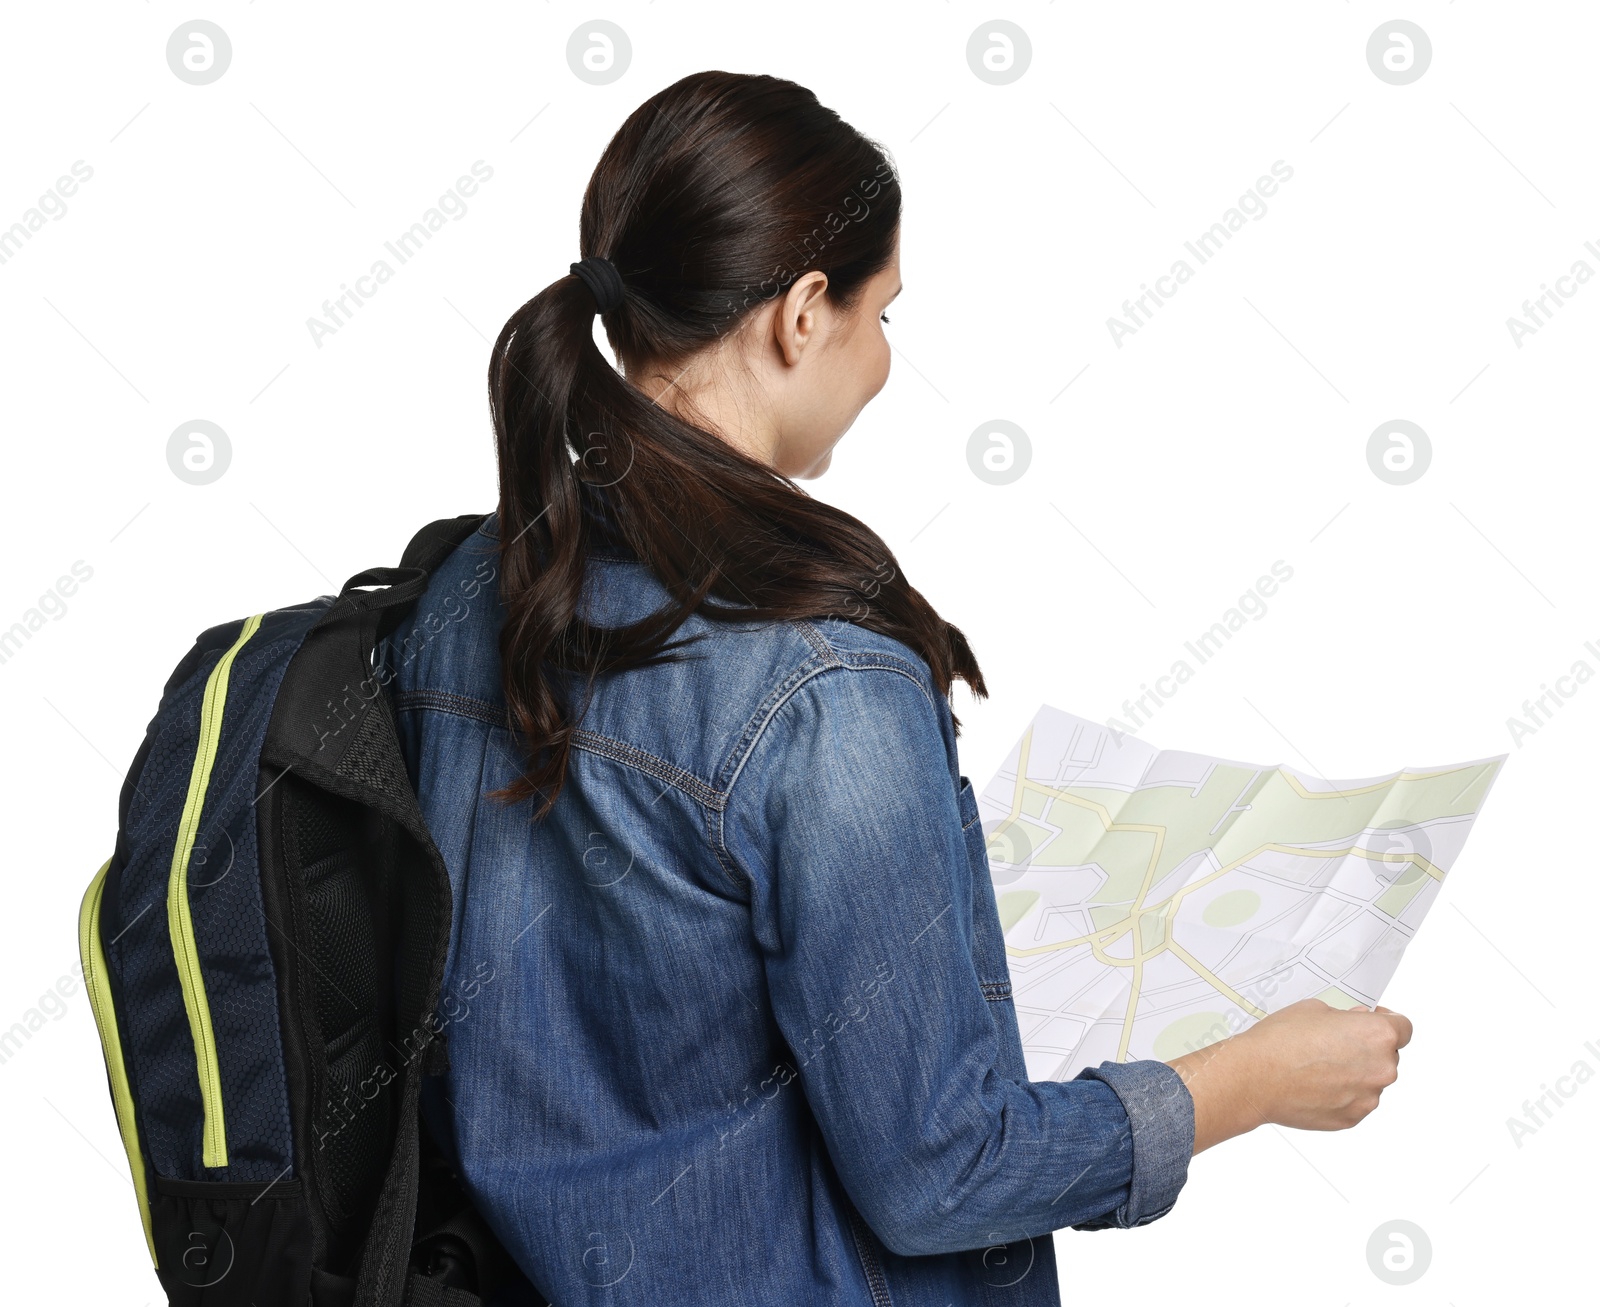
385;69;1411;1307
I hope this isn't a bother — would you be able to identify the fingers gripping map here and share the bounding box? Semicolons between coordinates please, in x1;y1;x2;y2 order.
977;707;1505;1082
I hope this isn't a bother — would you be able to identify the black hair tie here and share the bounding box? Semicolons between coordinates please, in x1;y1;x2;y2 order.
569;255;625;315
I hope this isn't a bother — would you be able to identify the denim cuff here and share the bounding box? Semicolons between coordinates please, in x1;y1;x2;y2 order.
1068;1059;1195;1230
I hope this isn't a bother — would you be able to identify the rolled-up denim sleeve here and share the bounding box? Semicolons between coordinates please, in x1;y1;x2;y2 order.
721;659;1194;1257
1069;1059;1194;1229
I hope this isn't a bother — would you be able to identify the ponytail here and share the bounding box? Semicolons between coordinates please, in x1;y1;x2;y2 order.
487;71;985;813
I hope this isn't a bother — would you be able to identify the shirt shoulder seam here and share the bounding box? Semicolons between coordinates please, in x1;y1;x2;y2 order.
708;653;942;891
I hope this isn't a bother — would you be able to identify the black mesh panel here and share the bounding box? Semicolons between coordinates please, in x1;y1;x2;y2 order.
281;779;396;1250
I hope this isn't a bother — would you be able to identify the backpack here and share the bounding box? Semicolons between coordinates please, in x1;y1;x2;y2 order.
77;513;544;1306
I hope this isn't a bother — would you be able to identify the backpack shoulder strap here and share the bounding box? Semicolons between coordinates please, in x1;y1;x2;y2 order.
336;515;489;605
400;514;491;573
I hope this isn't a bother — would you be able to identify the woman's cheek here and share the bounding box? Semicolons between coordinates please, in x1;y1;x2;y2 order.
868;343;891;401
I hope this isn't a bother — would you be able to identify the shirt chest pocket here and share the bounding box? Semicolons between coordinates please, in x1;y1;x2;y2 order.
957;775;1012;1003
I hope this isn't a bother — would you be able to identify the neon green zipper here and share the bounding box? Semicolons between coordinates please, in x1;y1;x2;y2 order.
80;856;158;1267
167;611;262;1168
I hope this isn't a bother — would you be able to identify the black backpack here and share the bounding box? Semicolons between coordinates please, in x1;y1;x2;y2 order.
78;514;543;1306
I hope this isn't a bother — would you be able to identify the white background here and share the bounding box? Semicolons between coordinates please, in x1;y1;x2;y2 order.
2;2;1594;1302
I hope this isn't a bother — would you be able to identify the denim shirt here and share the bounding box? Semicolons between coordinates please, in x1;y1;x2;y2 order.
380;502;1194;1306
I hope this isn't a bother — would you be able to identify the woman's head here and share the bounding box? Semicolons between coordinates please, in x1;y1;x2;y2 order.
580;70;902;477
632;229;901;480
487;70;981;810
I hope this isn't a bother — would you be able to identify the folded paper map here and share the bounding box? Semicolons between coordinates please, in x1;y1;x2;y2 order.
976;706;1505;1081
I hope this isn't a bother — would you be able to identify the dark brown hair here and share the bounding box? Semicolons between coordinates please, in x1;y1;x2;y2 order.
487;70;985;811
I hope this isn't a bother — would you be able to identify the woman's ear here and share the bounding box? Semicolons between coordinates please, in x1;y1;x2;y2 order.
772;270;831;367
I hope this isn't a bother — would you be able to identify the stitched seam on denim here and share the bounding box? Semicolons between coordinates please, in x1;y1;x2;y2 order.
810;632;930;686
833;649;935;693
957;775;983;830
980;981;1013;1001
704;805;750;895
444;729;492;979
714;662;943;898
566;734;745;893
844;1204;894;1307
721;658;937;802
393;688;505;727
714;654;834;795
569;729;721;809
791;619;840;666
